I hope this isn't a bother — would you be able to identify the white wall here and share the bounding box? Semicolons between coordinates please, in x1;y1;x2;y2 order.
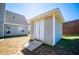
55;17;62;44
16;26;28;35
44;16;53;45
30;22;35;40
4;24;12;36
34;19;44;41
34;21;36;39
35;20;40;39
4;24;28;36
39;19;44;41
0;24;4;37
0;4;5;37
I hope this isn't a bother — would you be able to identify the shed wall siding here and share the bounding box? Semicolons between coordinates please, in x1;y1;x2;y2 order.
39;19;44;41
44;16;53;45
35;20;40;39
30;22;35;40
55;17;62;44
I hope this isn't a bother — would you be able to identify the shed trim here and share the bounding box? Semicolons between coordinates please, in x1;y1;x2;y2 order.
53;14;55;45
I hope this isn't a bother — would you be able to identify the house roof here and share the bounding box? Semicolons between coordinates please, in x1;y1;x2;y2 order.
29;8;64;23
5;10;28;25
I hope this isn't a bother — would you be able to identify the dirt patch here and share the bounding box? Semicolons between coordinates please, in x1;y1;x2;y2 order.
0;35;30;55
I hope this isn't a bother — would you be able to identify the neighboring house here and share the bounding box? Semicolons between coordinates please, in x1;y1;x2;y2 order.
63;19;79;35
30;8;64;46
0;4;28;37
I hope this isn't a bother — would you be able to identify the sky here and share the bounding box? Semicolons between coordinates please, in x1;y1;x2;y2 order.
6;3;79;22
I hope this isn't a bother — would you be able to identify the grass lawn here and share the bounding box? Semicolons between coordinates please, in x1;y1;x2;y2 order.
61;36;79;48
55;36;79;54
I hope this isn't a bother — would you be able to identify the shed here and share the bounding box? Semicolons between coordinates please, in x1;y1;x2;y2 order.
30;8;64;46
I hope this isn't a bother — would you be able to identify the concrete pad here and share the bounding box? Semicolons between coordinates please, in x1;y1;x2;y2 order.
24;40;43;51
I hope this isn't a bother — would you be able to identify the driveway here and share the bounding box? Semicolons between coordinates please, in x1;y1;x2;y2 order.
0;35;30;55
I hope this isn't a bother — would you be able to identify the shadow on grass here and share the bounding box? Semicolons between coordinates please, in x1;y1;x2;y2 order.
56;38;79;48
21;37;79;55
55;38;79;54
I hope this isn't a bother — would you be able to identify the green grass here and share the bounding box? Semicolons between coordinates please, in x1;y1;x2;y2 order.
56;36;79;49
62;36;79;40
53;36;79;54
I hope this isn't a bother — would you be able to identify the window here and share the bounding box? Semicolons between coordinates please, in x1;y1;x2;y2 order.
17;26;25;33
5;26;11;34
6;31;11;34
13;16;15;19
6;26;11;29
21;30;24;32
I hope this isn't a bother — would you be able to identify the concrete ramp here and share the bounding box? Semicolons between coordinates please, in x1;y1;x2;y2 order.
24;40;43;51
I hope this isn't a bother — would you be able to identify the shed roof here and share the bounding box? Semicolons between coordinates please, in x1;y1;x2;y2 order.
5;10;28;25
29;8;64;23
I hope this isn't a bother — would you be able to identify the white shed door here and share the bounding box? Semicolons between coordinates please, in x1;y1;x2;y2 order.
35;20;44;41
35;20;40;39
39;19;44;41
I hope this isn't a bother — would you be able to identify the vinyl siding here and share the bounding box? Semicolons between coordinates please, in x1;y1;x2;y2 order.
44;16;53;45
4;24;28;36
39;19;44;41
35;20;40;39
0;3;5;37
0;24;4;37
55;16;62;44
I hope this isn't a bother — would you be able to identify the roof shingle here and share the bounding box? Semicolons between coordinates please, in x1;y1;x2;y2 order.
5;10;28;25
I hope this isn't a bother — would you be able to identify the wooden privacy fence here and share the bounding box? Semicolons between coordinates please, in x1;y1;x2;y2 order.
63;19;79;36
